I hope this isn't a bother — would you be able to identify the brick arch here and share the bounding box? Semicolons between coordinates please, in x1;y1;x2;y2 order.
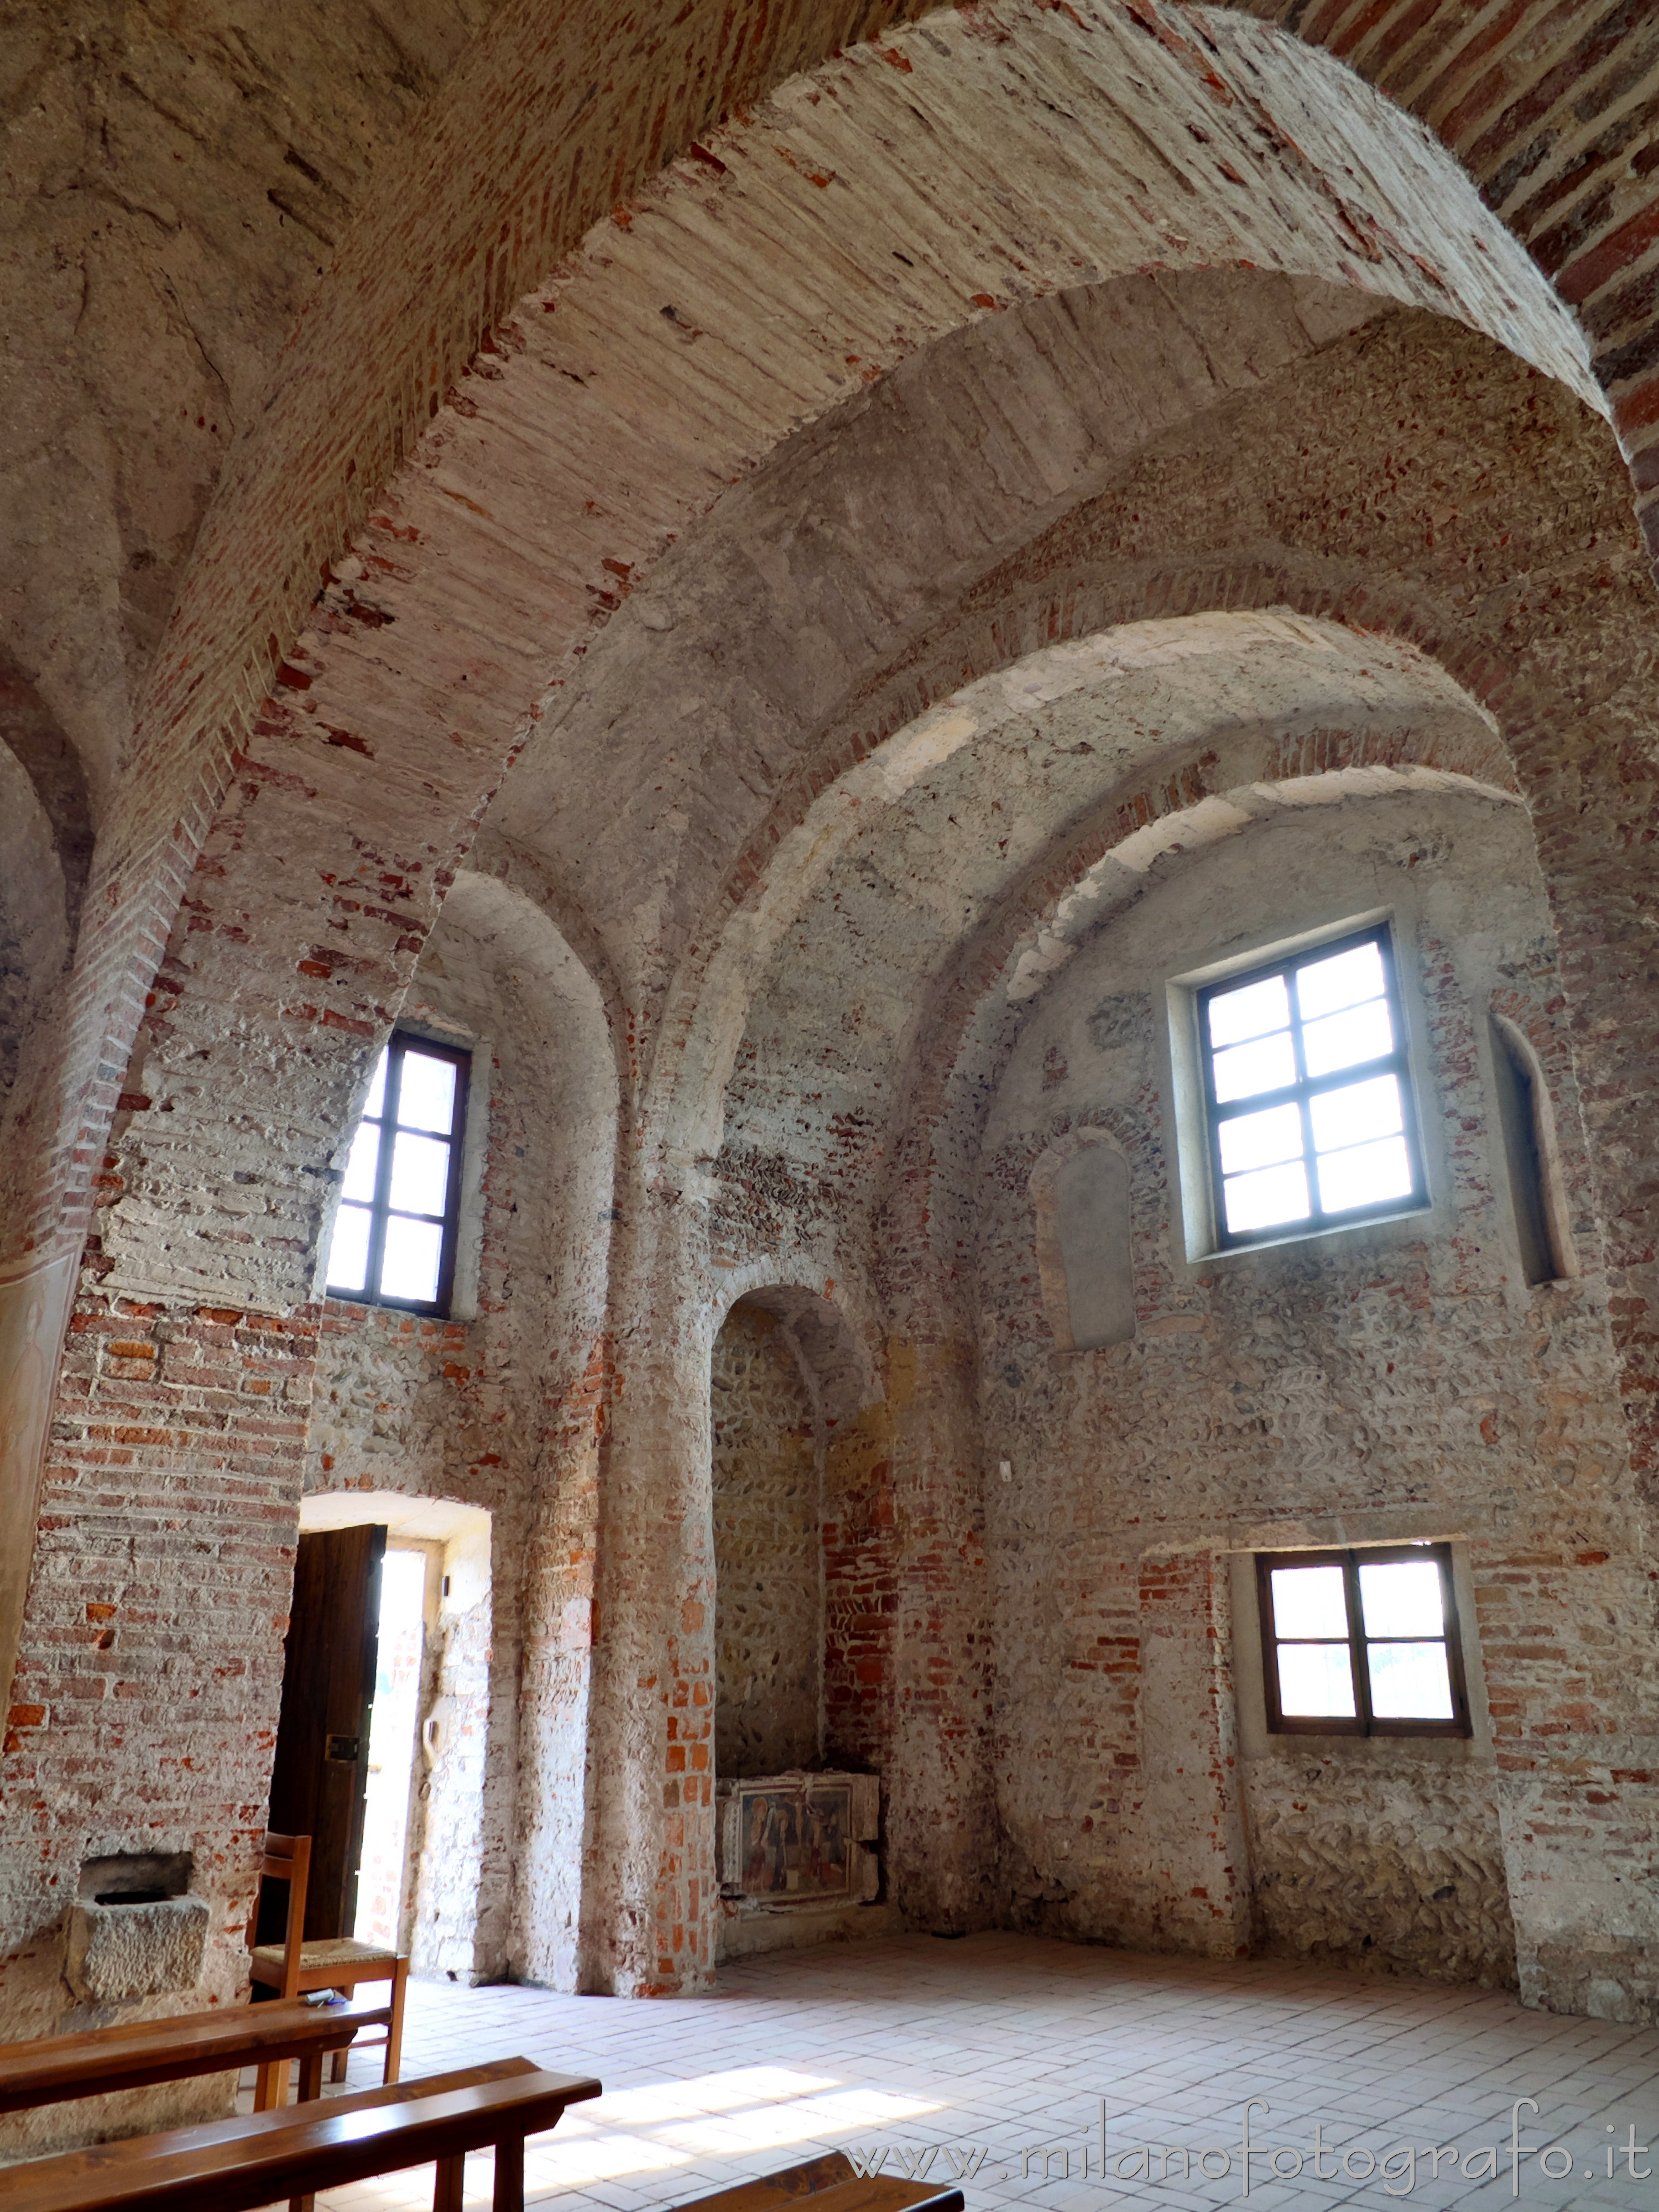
40;0;1596;1298
18;0;1653;1310
7;0;1658;2001
700;614;1511;1192
1224;0;1659;551
713;1274;883;1428
860;554;1537;1275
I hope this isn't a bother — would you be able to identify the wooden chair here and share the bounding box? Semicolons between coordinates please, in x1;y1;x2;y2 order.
247;1831;408;2109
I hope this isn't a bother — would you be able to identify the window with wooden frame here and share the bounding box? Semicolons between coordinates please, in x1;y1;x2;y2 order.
1255;1545;1472;1738
1199;924;1427;1249
325;1034;470;1315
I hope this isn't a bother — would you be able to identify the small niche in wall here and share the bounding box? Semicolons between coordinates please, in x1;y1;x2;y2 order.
79;1851;191;1907
68;1853;207;2005
1033;1136;1135;1352
1490;1015;1575;1287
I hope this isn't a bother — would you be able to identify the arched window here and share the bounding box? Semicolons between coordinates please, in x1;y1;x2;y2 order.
1490;1016;1575;1287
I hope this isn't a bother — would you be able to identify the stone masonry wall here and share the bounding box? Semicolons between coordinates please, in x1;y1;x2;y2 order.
977;784;1621;1982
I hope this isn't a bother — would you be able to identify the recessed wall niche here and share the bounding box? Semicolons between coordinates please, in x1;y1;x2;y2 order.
1031;1134;1136;1353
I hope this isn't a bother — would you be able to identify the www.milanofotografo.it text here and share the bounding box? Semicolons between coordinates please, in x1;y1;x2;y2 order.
847;2100;1657;2197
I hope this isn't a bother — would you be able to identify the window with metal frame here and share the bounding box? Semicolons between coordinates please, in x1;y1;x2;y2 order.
1198;924;1426;1248
1255;1544;1472;1738
325;1034;470;1314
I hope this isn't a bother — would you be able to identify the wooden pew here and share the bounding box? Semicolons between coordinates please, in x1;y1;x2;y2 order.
0;2056;600;2212
0;1996;393;2117
667;2150;966;2212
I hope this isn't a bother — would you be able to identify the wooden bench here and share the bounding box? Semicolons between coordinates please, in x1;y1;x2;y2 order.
0;2054;600;2212
0;1996;394;2118
668;2150;966;2212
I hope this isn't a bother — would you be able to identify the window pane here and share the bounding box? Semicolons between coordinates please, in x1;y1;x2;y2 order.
1295;940;1385;1021
1302;997;1393;1077
1366;1640;1453;1720
381;1215;444;1303
326;1202;372;1293
1218;1102;1303;1177
1270;1564;1349;1639
1309;1073;1402;1156
1276;1642;1357;1719
1315;1133;1413;1214
1208;973;1290;1050
397;1048;457;1135
1212;1031;1297;1104
341;1123;380;1204
388;1131;451;1215
363;1048;388;1119
1358;1558;1444;1638
1222;1159;1310;1234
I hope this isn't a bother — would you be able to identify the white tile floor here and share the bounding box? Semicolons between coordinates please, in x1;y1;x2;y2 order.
269;1935;1659;2212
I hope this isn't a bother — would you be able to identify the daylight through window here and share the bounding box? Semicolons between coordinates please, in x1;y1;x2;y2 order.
1199;926;1425;1247
1255;1545;1471;1738
325;1035;469;1313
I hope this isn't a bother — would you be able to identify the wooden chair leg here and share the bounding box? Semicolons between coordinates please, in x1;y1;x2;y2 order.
493;2133;525;2212
384;1954;409;2085
254;2058;286;2112
289;2195;316;2212
329;2044;349;2083
433;2152;466;2212
297;2048;324;2103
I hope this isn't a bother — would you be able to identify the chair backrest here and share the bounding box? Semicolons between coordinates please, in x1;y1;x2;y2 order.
247;1830;311;1999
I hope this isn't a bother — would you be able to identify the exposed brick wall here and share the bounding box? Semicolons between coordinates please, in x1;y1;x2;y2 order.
11;1;1659;2038
0;1285;312;2154
1224;0;1659;547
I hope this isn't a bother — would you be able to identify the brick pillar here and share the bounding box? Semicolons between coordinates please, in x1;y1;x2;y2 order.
0;1281;314;2130
1134;1552;1250;1956
883;1324;999;1933
514;1333;607;1989
577;1171;717;1994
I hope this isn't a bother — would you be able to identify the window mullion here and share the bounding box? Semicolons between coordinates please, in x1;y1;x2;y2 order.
1287;962;1320;1223
366;1038;403;1300
1345;1552;1373;1735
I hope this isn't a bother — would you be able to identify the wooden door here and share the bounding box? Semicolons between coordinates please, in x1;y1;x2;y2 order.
267;1525;385;1941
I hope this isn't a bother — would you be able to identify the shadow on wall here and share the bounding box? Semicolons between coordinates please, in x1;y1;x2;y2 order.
296;1491;492;1982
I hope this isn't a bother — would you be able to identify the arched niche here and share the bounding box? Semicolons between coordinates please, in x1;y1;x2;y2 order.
711;1298;821;1780
1032;1132;1136;1354
1490;1013;1578;1290
708;1281;890;1781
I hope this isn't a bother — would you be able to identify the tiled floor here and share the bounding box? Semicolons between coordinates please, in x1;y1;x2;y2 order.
270;1934;1659;2212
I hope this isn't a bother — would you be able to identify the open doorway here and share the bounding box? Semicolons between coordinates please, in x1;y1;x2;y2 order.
270;1492;494;1975
354;1548;427;1948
